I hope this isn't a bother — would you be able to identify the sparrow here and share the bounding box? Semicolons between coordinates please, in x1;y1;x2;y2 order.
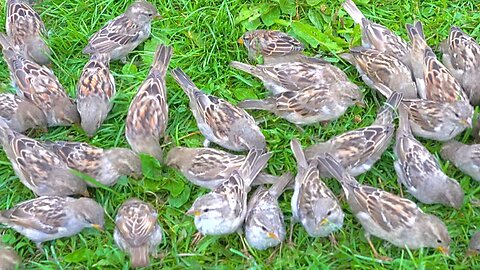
114;198;162;268
244;173;292;250
439;26;480;105
394;105;464;208
342;0;411;66
467;231;480;256
238;30;305;64
0;196;104;251
237;83;363;125
6;0;52;66
0;33;80;127
230;60;355;95
126;44;172;161
0;244;21;270
77;53;116;137
406;22;470;103
82;0;160;62
186;149;271;236
0;118;88;197
318;154;451;260
0;93;47;133
401;98;472;141
306;92;402;177
341;46;418;98
43;141;142;187
440;140;480;182
171;68;266;151
165;146;286;190
290;139;344;239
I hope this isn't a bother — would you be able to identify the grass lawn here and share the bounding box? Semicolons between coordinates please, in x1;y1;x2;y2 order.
1;0;480;269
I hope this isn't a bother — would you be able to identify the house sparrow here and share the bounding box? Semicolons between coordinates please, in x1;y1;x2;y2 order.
0;119;88;197
238;30;305;64
171;68;266;151
0;244;21;270
165;146;286;190
6;0;52;66
186;149;271;236
406;22;470;103
318;154;451;260
43;141;142;187
0;196;104;251
467;231;480;256
77;53;116;137
401;98;472;141
439;26;480;105
440;140;480;182
237;83;363;125
114;198;162;268
290;139;344;239
342;0;411;66
244;173;292;250
0;33;80;127
126;44;172;161
230;60;355;95
394;105;464;208
341;46;418;98
306;92;402;177
0;93;47;133
83;0;160;62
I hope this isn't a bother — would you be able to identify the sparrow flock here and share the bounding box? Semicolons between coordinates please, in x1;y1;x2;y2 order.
0;0;479;268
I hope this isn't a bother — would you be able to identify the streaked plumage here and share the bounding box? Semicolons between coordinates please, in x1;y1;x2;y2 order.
0;93;47;133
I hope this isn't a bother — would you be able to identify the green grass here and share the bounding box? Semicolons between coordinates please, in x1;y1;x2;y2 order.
1;0;480;269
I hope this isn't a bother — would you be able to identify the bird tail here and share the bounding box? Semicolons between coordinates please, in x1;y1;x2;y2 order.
290;139;308;168
406;21;426;48
397;104;412;137
239;149;272;187
316;153;358;191
237;99;274;111
0;117;14;146
342;0;365;25
268;172;294;198
0;33;12;50
171;68;197;99
374;91;403;125
129;246;150;268
230;61;258;75
440;140;463;162
152;44;173;77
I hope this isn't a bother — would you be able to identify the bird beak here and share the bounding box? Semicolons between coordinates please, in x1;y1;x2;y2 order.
82;189;90;197
267;232;278;239
237;37;244;45
437;246;450;255
91;224;104;231
319;218;329;227
355;100;366;107
154;14;162;19
462;119;473;128
186;208;200;217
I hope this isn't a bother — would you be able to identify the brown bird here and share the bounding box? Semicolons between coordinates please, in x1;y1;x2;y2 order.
0;93;47;133
126;44;172;161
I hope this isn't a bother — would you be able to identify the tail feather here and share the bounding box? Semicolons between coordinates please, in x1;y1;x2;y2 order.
239;149;272;187
342;0;365;25
237;99;274;111
397;104;412;136
406;21;426;43
374;91;402;125
290;139;308;169
0;33;12;50
339;52;356;65
230;61;258;75
171;68;197;99
0;117;14;146
152;44;173;77
129;245;150;268
316;153;358;188
268;172;293;198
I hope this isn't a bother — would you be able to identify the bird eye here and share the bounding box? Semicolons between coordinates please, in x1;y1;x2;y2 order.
327;210;332;216
261;226;268;232
203;208;209;213
437;239;442;244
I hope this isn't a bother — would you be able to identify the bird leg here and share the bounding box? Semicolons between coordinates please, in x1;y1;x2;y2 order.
238;233;251;258
295;125;305;133
329;234;338;246
396;178;404;197
288;219;296;245
366;235;392;261
191;232;204;246
35;242;45;254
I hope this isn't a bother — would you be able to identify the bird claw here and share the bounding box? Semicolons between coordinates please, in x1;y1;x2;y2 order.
191;232;203;246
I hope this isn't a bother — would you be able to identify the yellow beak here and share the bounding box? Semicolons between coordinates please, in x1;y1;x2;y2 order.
186;208;201;217
267;232;278;239
237;37;244;45
91;224;104;231
437;246;450;255
320;218;328;226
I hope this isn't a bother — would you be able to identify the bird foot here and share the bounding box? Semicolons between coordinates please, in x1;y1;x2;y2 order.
329;234;338;246
191;232;204;246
